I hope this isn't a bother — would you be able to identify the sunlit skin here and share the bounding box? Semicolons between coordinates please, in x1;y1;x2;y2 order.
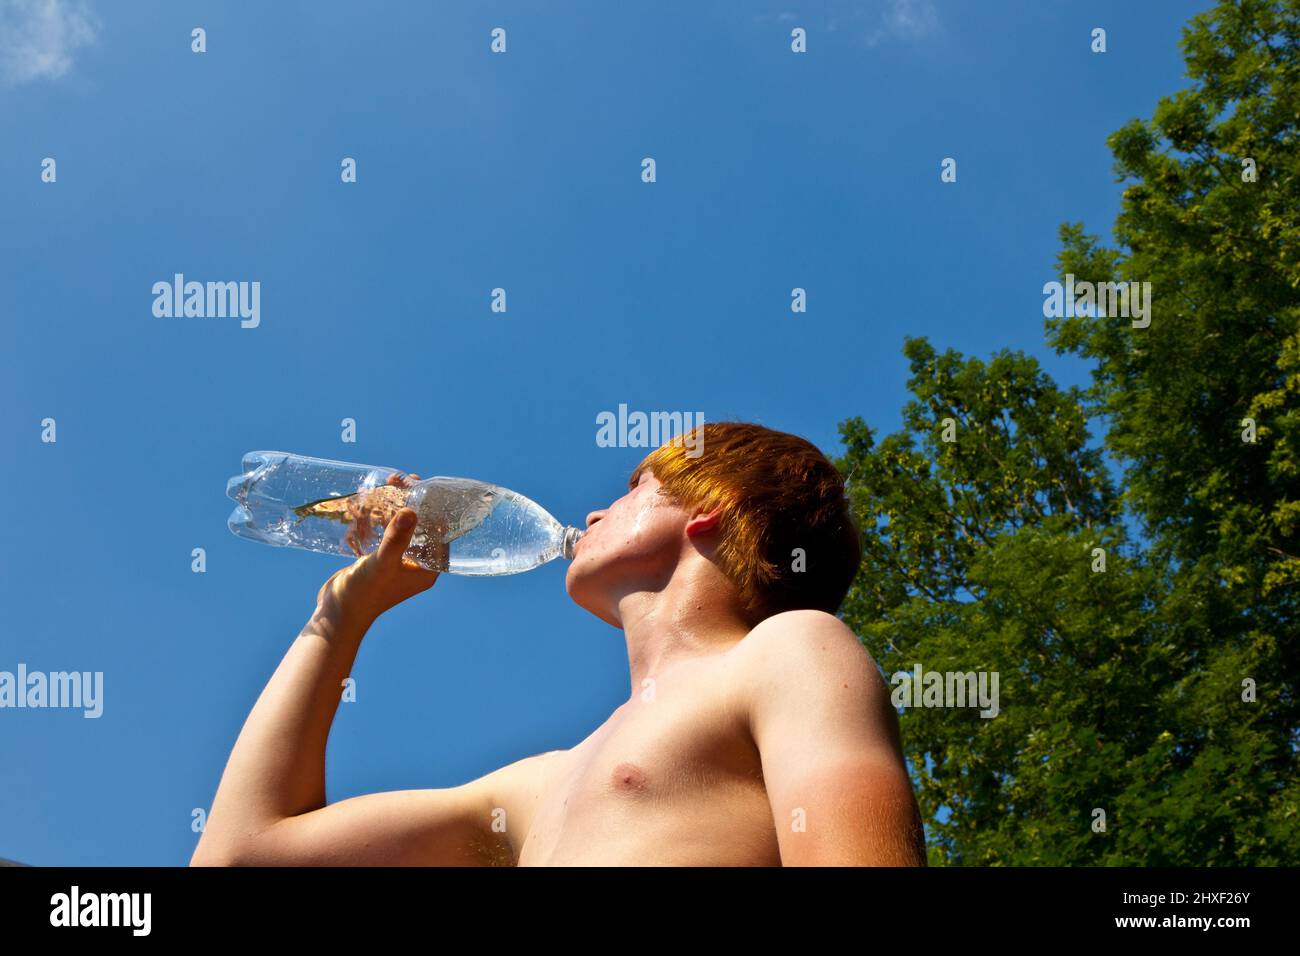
192;468;926;866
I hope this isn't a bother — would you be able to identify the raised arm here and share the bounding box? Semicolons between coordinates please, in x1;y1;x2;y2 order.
739;609;926;866
192;492;500;866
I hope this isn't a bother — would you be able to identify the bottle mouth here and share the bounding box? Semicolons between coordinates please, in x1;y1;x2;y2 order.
562;526;585;560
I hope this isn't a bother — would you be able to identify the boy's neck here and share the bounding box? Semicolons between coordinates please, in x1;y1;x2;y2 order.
616;559;755;696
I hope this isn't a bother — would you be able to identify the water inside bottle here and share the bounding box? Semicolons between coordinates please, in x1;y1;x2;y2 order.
227;451;581;575
407;482;570;575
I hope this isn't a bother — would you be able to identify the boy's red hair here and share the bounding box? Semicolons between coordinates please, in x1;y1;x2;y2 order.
630;421;861;623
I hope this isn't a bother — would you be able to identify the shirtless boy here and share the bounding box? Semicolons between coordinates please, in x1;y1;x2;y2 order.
191;421;926;866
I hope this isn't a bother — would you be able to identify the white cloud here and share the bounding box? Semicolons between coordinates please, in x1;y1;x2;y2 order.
753;12;800;25
0;0;100;86
876;0;939;42
823;0;940;46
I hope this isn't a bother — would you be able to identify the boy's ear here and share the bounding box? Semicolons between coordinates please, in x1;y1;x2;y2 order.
685;508;723;538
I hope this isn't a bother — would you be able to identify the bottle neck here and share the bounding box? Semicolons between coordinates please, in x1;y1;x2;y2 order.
562;526;585;560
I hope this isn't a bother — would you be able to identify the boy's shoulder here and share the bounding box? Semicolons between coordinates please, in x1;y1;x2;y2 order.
730;609;889;724
737;609;876;669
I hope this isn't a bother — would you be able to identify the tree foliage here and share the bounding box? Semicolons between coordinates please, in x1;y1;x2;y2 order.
838;0;1299;864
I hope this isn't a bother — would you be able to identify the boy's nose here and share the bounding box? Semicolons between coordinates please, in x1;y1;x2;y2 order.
585;509;607;528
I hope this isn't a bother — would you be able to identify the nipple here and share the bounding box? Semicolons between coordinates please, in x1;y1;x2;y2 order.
611;761;649;792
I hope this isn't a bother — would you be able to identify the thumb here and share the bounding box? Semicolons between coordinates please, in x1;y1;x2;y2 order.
376;508;417;565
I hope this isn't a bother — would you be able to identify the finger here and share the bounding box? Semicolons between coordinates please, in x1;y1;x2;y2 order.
399;555;438;574
376;508;417;565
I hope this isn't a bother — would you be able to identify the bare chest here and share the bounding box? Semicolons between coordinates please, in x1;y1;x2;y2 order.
516;676;779;865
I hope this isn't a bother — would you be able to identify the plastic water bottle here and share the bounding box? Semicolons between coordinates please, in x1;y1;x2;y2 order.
225;451;585;575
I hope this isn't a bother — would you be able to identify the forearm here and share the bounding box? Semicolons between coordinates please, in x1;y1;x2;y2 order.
199;607;371;848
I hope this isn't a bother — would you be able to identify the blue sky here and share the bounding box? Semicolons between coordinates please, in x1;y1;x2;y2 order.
0;0;1211;864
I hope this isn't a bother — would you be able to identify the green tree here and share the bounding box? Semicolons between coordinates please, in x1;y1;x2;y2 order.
839;0;1299;864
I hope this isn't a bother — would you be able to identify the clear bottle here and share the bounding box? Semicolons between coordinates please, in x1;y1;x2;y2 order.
225;451;584;575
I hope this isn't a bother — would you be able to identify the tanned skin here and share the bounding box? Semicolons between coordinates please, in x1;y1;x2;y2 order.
191;470;926;866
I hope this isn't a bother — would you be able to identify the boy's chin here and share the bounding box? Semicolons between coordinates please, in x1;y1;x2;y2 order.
564;566;623;629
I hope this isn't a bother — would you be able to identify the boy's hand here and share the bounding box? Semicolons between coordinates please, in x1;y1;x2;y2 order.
315;478;442;626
